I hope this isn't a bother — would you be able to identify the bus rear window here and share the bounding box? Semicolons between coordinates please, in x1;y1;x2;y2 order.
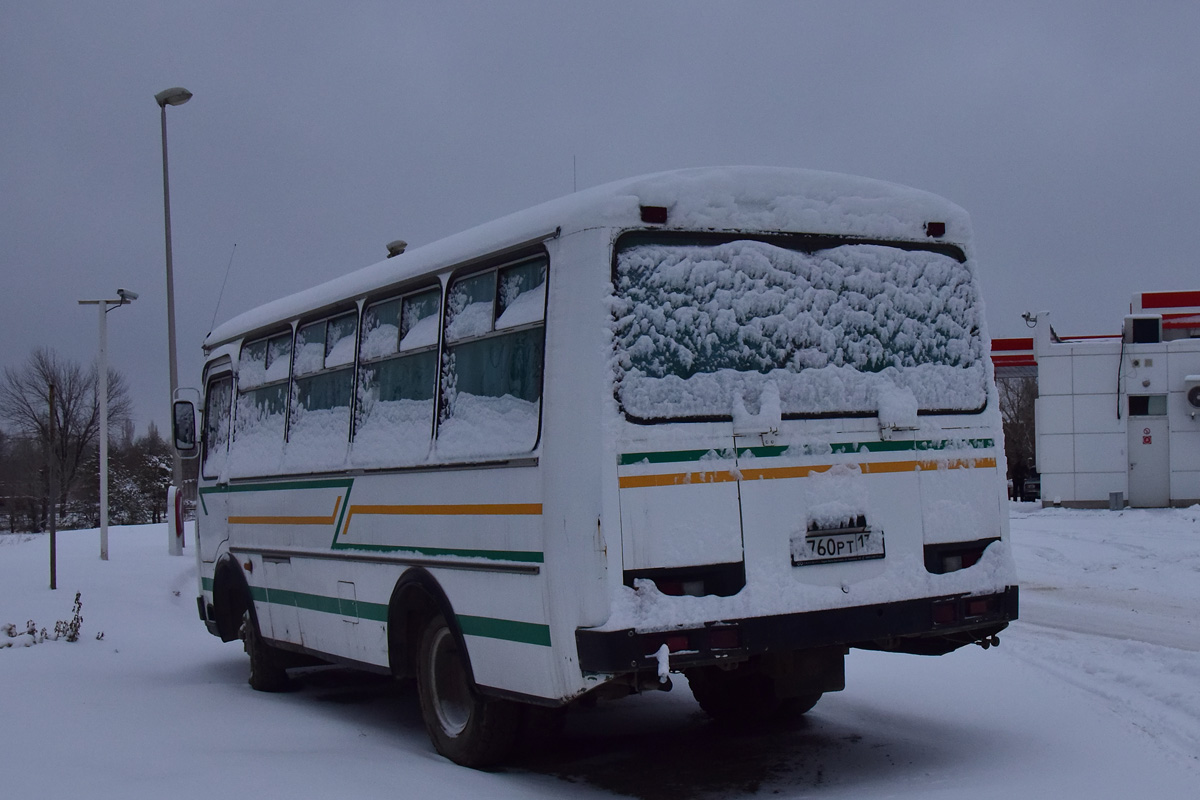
611;238;986;421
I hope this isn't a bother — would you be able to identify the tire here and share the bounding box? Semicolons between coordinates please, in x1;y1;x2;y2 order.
686;664;821;725
240;609;291;692
415;614;521;768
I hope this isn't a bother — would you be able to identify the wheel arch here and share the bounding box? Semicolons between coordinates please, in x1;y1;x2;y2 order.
211;554;254;643
387;568;475;684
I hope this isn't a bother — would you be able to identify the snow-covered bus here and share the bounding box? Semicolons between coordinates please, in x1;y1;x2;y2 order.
174;166;1018;767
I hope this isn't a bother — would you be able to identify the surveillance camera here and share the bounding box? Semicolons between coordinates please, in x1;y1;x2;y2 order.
117;288;138;301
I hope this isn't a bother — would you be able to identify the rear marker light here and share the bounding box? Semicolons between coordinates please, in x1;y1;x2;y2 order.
966;598;992;617
925;221;946;238
660;634;690;653
932;601;958;625
708;627;740;650
640;205;669;224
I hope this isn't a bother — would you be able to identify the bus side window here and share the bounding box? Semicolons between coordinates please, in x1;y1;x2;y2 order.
437;255;547;458
354;288;440;466
288;310;356;470
230;332;292;476
202;374;233;479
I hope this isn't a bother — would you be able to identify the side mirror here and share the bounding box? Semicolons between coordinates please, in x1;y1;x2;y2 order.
173;400;197;453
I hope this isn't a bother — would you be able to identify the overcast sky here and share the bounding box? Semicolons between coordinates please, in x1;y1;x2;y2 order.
4;2;1199;435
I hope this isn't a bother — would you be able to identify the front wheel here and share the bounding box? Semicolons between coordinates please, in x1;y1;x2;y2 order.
240;609;290;692
416;614;521;768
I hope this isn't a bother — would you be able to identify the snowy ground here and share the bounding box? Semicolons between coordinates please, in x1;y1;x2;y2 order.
2;505;1197;799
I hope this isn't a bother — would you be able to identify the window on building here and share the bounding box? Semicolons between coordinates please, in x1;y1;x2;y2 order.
1128;394;1167;416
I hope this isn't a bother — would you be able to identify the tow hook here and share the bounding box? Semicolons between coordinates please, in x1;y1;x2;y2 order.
975;634;1001;649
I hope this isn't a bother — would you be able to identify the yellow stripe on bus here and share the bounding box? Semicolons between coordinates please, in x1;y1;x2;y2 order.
339;503;542;538
228;496;343;526
347;503;543;518
618;457;996;489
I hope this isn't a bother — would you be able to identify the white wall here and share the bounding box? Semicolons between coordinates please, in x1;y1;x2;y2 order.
1032;319;1200;506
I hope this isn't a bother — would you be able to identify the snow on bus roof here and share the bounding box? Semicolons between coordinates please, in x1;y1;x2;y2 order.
205;166;970;348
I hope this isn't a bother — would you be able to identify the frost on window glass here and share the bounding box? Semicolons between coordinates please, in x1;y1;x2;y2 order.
228;332;292;475
354;289;441;466
230;382;288;476
294;321;326;376
445;272;496;342
400;288;440;351
612;239;986;420
288;311;357;471
496;258;547;330
438;257;546;458
361;298;401;360
325;312;357;368
202;375;232;479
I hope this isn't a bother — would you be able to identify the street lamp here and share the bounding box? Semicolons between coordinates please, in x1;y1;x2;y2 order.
78;289;137;561
155;86;191;497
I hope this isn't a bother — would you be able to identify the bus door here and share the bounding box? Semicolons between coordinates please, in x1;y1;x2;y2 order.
197;371;233;564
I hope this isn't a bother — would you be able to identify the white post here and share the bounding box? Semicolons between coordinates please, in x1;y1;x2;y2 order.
167;485;183;556
98;301;109;561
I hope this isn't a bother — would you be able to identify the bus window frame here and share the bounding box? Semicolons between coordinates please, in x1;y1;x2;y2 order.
355;283;443;446
200;363;234;481
609;229;986;425
289;306;359;444
435;250;550;456
235;326;295;447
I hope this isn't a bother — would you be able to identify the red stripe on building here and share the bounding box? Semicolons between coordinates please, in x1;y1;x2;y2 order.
1139;290;1200;310
991;337;1033;351
992;354;1037;367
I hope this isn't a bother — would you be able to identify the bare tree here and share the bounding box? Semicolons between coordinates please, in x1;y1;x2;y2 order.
0;348;131;527
997;375;1037;500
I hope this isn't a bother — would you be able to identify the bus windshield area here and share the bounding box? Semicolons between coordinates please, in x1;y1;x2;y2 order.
611;236;986;422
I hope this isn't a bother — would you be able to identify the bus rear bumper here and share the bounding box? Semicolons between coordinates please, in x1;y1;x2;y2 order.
575;586;1018;674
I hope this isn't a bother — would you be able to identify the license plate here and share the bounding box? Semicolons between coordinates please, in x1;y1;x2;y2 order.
791;527;885;566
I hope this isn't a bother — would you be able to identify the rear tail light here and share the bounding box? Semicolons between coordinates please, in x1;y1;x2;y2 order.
924;539;998;574
665;634;690;653
708;627;740;650
932;601;958;625
966;597;994;618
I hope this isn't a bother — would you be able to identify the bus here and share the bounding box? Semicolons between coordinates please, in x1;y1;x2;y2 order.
174;166;1019;767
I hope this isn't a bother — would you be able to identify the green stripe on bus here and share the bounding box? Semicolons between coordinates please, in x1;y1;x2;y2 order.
457;614;552;647
619;438;994;465
243;586;545;641
330;542;544;563
199;478;355;495
198;477;354;516
250;586;388;622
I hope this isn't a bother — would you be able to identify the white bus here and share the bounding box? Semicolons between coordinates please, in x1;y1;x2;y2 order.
174;166;1019;767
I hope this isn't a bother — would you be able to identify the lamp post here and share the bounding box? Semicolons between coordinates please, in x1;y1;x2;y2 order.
155;86;192;496
78;289;137;560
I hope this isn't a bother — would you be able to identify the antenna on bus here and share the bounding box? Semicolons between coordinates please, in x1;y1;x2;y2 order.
386;239;408;258
208;243;237;336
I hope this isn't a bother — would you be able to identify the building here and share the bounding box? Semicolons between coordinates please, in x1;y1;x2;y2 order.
1013;290;1200;508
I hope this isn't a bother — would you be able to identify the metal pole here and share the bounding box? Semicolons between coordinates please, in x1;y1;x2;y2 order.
49;383;57;589
99;302;109;561
161;103;184;493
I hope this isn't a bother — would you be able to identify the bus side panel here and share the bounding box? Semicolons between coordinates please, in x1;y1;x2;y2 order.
536;229;624;697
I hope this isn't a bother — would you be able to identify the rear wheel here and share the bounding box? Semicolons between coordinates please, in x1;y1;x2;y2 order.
416;614;521;768
240;609;291;692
